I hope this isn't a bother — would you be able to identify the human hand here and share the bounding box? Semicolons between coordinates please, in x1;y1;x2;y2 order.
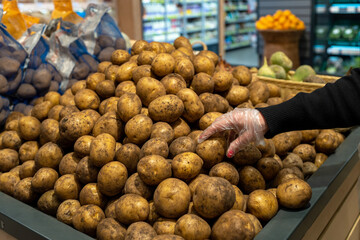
198;108;268;158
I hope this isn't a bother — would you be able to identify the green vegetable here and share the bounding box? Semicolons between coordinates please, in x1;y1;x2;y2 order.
258;57;276;78
270;65;286;79
292;65;316;82
270;51;293;72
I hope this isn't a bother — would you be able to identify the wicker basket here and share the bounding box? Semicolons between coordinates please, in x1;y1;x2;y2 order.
256;71;340;98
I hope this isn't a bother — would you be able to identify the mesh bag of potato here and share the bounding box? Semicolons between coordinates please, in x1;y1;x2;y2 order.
0;36;348;240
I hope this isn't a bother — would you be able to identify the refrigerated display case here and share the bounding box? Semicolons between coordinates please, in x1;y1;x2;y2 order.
312;0;360;76
142;0;219;52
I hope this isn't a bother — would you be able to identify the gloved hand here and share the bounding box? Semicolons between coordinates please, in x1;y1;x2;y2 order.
198;108;268;158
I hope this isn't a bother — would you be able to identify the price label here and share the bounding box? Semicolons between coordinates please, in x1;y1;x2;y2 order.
330;6;340;13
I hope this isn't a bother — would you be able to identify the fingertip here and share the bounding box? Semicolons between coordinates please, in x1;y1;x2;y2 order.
226;150;234;158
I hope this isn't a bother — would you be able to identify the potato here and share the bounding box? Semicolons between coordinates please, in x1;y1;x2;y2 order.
31;167;58;193
148;95;184;123
225;85;249;106
39;119;60;145
59;105;79;121
59;93;75;106
48;105;63;121
161;73;187;94
59;112;94;142
76;156;99;184
19;141;39;163
198;112;223;130
153;218;176;235
0;172;20;196
140;138;169;159
59;152;81;175
137;155;172;186
32;68;51;91
125;114;153;145
231;185;246;211
8;165;21;177
154;178;191;218
95;80;115;99
315;153;328;168
174;36;192;49
136;77;167;106
247;189;278;222
105;65;119;82
237;101;254;108
79;183;107;208
1;130;21;150
190;72;214;95
147;41;166;54
196;137;226;169
199;93;229;113
267;97;283;106
54;174;81;200
213;70;233;92
19;160;36;179
169;136;196;157
137;50;156;65
16;84;36;99
56;199;81;225
86;73;105;91
74;89;100;111
115;81;136;98
124;173;153;200
115;193;149;225
266;83;281;97
173;214;211;239
0;149;19;172
125;222;157;240
238;166;266;194
211;210;255;240
14;177;38;203
187;130;203;143
132;40;149;55
256;157;281;181
115;143;141;174
198;50;219;66
232;65;252;86
116;61;138;82
117;93;142;122
0;74;8;94
97;61;112;74
104;199;119;219
272;132;295;156
315;130;339;155
37;190;62;216
5;119;20;133
172;152;203;180
89;133;116;168
256;138;275;158
98;161;128;196
96;218;127;240
248;81;270;105
176;88;204;123
6;112;24;125
34;142;62;169
131;65;153;85
173;57;195;86
193;177;235;219
246;214;262;236
209;162;239;185
283;153;303;170
150;122;174;144
111;49;130;65
72;204;105;237
277;178;312;209
73;135;94;158
193;55;215;76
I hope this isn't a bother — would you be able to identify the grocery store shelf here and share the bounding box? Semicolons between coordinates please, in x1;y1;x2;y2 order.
225;41;251;50
313;44;326;54
315;4;327;13
186;27;217;33
327;46;360;56
225;7;248;12
225;18;254;24
225;28;256;36
329;3;360;13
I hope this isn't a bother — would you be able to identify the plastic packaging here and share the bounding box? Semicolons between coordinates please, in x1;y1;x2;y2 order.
0;95;10;126
51;0;83;24
1;0;27;39
79;3;127;61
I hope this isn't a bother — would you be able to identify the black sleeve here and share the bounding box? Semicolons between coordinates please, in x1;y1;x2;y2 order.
257;68;360;138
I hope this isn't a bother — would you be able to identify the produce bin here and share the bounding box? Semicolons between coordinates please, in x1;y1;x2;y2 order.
1;127;360;240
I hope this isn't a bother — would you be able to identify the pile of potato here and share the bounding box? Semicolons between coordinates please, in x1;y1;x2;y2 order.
0;36;346;240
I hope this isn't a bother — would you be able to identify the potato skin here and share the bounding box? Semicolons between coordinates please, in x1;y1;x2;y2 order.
196;137;226;169
232;65;252;86
115;143;141;174
154;178;191;218
149;95;184;123
172;152;203;180
19;160;36;179
37;190;62;216
169;136;196;157
193;177;235;219
151;122;174;144
72;204;105;237
193;55;215;76
238;166;266;194
293;144;317;162
14;177;38;203
198;112;223;130
176;88;204;123
213;70;233;92
248;81;270;105
59;112;94;142
89;133;116;168
137;155;172;186
97;161;128;196
0;172;20;196
211;210;255;240
56;199;81;225
124;173;153;200
92;112;122;141
96;218;127;240
256;157;281;181
59;152;81;175
35;142;63;169
39;119;60;145
136;77;166;106
174;214;211;240
277;178;312;209
190;72;214;95
54;174;81;200
115;194;150;225
199;93;229;113
79;183;107;208
74;89;100;110
140;138;169;159
125;114;153;145
0;149;19;172
209;162;239;185
161;73;187;94
116;61;138;82
76;156;99;185
18;116;41;141
74;135;94;158
247;189;278;222
174;57;195;85
151;53;175;77
125;221;157;240
31;167;58;193
117;93;142;122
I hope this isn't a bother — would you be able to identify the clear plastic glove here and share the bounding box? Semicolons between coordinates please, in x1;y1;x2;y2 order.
198;108;268;158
